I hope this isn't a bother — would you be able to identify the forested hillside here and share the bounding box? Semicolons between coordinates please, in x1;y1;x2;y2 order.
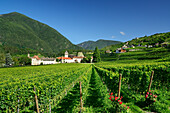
0;12;82;56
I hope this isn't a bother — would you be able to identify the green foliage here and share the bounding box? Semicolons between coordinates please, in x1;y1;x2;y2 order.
94;62;170;112
18;56;31;65
12;56;31;66
0;46;5;67
128;32;170;46
101;47;170;62
93;47;101;63
101;43;124;53
81;56;91;63
0;64;91;112
0;12;82;56
5;53;13;66
101;32;170;54
0;61;169;112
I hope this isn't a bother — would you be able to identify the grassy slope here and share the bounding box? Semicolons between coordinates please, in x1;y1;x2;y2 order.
101;32;170;54
128;32;170;46
101;47;170;64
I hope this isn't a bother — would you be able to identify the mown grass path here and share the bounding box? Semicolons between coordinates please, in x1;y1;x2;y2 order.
83;68;113;112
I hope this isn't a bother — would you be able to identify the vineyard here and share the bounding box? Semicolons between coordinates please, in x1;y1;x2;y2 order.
0;62;170;113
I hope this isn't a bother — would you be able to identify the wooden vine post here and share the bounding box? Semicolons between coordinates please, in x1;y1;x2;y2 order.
147;71;154;92
118;74;122;98
79;81;83;112
34;87;40;113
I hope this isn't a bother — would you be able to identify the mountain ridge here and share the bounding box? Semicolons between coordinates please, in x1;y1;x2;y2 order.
77;39;122;50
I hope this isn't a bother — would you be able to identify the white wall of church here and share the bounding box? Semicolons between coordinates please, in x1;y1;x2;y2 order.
42;61;56;65
65;59;75;63
73;58;83;63
31;58;41;65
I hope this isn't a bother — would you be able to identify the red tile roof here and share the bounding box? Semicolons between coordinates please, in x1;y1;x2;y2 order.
32;55;40;60
73;56;84;58
57;57;72;60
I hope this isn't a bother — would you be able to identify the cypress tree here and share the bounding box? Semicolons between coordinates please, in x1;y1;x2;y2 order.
93;47;101;63
5;53;13;66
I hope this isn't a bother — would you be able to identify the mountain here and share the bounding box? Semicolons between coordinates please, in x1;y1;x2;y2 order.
77;39;122;50
0;12;82;56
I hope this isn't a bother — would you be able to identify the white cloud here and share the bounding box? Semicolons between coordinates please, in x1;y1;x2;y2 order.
120;31;125;35
111;36;116;38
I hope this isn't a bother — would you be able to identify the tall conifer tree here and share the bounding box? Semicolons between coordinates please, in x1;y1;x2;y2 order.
5;53;13;66
93;47;101;63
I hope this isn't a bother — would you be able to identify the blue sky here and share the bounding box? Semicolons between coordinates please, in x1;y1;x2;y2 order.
0;0;170;44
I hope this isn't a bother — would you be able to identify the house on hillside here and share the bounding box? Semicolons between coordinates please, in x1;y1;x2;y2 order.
148;45;153;48
31;55;56;65
105;50;112;53
116;48;126;53
155;43;159;46
57;51;85;63
129;49;142;52
138;44;141;47
129;45;135;48
122;45;128;48
161;42;169;47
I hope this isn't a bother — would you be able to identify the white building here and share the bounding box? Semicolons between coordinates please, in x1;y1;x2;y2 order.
57;51;84;63
31;55;56;65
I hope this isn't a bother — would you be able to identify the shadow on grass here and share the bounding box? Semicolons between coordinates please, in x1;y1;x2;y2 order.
52;83;80;113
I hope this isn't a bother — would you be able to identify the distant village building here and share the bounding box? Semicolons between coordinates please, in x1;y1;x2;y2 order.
116;48;126;53
125;42;129;45
77;52;84;57
148;45;153;48
105;50;112;53
57;51;85;63
138;44;141;47
129;49;143;52
161;42;169;47
155;43;159;46
129;45;135;48
31;55;56;65
122;45;128;48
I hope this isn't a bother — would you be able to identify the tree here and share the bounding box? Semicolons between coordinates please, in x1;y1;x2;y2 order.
0;53;5;67
12;57;19;66
93;47;101;63
5;53;13;66
81;56;91;63
18;56;31;65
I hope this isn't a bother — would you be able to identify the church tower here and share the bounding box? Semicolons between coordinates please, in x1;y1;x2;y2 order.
28;53;30;58
65;51;68;58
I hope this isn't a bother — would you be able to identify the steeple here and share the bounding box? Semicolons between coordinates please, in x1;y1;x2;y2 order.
65;51;68;58
28;53;30;58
